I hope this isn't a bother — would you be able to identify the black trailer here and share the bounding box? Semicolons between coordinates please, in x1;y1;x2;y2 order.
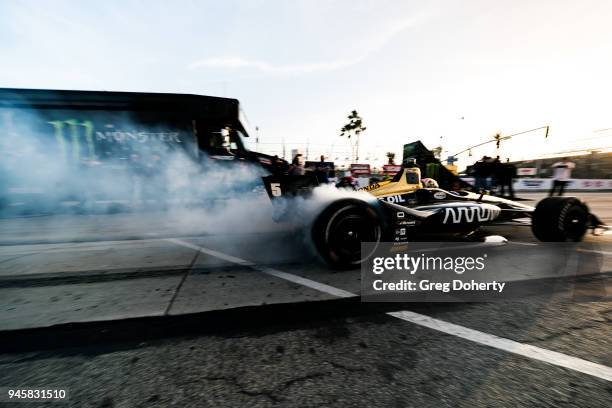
0;88;276;214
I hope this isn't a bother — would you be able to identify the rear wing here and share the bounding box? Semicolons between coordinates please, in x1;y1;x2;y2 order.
262;175;319;200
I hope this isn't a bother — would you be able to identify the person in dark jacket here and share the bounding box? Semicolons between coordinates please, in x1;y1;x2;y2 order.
491;156;502;191
288;154;305;176
315;155;330;184
473;156;491;192
499;159;517;198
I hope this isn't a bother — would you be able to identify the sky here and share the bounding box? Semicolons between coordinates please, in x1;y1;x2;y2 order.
1;0;611;169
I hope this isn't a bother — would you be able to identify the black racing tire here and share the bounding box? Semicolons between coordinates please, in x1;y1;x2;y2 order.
532;197;589;242
312;199;386;269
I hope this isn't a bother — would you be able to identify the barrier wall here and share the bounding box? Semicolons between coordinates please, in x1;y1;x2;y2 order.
461;178;612;191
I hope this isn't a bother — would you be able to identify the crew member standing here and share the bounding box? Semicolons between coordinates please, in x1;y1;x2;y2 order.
499;159;517;198
491;156;502;192
473;156;491;192
288;154;305;176
315;155;329;184
271;155;287;174
549;158;575;196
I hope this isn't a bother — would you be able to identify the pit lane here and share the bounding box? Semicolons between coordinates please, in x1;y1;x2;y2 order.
0;192;610;406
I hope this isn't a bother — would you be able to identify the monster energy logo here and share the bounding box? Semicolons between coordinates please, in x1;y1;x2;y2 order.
48;119;95;162
48;119;183;163
95;130;182;144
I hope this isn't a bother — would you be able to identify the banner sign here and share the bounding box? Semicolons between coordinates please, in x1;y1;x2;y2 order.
350;163;371;176
516;167;537;176
461;178;612;191
382;164;402;175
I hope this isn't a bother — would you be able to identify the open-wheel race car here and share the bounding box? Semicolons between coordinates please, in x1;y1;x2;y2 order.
262;163;607;269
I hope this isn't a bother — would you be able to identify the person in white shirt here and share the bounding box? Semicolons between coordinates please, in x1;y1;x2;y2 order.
549;158;575;196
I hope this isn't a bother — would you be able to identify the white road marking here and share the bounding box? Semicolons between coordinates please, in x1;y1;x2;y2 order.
510;242;612;257
166;238;354;297
257;266;355;298
388;310;612;382
165;238;254;266
167;237;612;383
576;248;612;257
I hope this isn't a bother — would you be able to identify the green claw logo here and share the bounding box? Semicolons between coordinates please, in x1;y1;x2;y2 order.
48;119;95;162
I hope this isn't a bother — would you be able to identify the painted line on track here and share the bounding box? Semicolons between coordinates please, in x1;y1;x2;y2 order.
256;266;355;298
387;311;612;382
576;248;612;257
508;241;539;246
167;237;612;383
164;238;354;298
510;242;612;257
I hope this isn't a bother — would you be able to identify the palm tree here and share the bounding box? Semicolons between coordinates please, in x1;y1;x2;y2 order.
340;110;366;162
386;152;395;165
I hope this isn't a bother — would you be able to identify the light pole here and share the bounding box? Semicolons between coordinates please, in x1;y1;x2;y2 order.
450;125;550;162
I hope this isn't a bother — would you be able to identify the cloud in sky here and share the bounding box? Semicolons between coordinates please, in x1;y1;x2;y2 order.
189;56;355;74
188;13;430;75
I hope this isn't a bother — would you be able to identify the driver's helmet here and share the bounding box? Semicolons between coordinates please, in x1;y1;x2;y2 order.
421;178;439;188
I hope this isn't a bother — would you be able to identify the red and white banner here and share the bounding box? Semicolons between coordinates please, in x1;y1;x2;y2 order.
350;163;371;176
461;178;612;191
382;164;402;175
515;178;612;191
516;167;537;176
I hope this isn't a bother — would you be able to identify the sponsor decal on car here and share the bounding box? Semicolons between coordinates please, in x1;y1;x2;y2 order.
359;183;380;192
442;206;500;224
383;195;406;204
433;191;446;200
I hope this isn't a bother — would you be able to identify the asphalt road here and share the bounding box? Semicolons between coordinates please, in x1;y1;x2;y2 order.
0;192;610;407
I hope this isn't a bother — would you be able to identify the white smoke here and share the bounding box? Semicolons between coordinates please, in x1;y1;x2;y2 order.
0;108;379;266
0;108;263;215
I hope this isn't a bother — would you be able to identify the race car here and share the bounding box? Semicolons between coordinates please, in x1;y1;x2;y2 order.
262;163;607;268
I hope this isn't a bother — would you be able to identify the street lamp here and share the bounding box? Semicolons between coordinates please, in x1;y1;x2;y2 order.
451;125;550;162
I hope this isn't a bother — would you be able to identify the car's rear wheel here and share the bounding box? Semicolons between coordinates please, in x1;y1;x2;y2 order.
312;199;384;269
532;197;589;241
